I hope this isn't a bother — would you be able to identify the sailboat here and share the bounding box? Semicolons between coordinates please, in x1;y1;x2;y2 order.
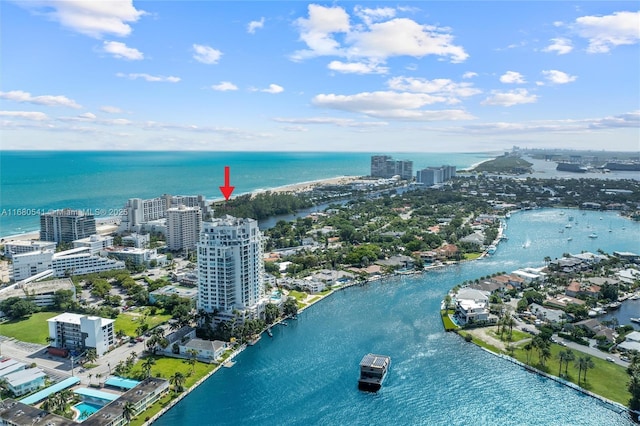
522;238;531;249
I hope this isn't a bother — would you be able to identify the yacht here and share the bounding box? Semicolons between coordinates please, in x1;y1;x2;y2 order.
631;318;640;324
588;233;598;239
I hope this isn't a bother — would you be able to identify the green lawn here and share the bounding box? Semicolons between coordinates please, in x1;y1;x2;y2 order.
489;329;529;344
128;355;216;388
288;290;308;301
114;309;172;337
463;253;482;260
129;393;176;426
440;310;458;331
0;311;60;344
513;343;631;405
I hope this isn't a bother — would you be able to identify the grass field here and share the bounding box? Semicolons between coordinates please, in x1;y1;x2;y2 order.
129;355;216;388
0;311;60;344
114;309;172;337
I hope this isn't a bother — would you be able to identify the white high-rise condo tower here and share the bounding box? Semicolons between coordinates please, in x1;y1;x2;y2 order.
197;215;265;322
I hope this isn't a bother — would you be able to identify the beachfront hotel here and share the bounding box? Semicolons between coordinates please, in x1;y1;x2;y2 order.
118;194;210;233
197;215;266;322
416;165;457;186
40;209;97;243
47;312;115;356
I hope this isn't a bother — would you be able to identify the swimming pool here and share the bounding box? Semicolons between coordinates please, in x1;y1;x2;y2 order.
73;401;103;420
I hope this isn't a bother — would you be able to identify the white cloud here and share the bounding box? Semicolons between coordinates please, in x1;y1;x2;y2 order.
386;77;481;104
353;6;396;25
575;10;640;53
211;82;238;91
16;0;145;38
247;17;265;34
78;112;97;120
100;106;123;114
543;37;573;55
292;5;467;63
261;84;284;94
0;110;49;121
116;73;180;83
273;117;387;128
192;44;222;64
328;60;388;74
499;71;526;84
103;41;143;60
0;90;81;108
462;72;478;79
292;4;350;60
482;89;538;106
542;70;577;84
347;18;469;63
312;91;475;121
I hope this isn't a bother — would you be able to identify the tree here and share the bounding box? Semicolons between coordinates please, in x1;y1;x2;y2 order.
558;351;568;377
283;297;298;317
264;303;279;325
170;371;186;393
564;349;575;377
85;348;98;364
122;401;136;424
524;343;533;365
579;356;595;384
142;357;156;379
0;297;38;320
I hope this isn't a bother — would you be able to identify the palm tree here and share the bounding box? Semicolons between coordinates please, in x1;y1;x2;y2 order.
122;401;136;424
524;343;533;365
581;356;595;384
85;348;98;364
88;373;93;385
186;349;198;374
170;371;186;393
142;357;156;379
575;356;588;384
564;349;575;377
539;345;551;368
557;351;567;377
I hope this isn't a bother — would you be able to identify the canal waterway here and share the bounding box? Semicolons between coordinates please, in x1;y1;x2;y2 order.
156;209;640;426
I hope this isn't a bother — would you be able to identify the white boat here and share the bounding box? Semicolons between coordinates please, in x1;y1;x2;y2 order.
588;233;598;239
567;237;573;241
565;224;572;228
487;245;497;254
631;318;640;324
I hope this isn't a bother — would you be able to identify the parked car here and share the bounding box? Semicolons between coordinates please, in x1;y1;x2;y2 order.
606;357;614;362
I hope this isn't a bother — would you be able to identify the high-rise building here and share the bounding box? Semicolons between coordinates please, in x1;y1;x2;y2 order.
416;165;456;186
370;156;413;179
40;209;96;243
118;194;211;233
197;216;265;321
167;205;202;252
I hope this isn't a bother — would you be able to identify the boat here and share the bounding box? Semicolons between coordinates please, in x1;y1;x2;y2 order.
631;318;640;324
487;245;497;255
588;233;598;239
607;301;621;310
505;212;511;219
267;327;273;337
522;239;531;249
565;224;572;228
567;237;573;241
358;353;391;392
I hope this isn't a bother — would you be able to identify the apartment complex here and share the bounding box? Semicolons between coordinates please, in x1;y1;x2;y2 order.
197;216;265;321
167;204;202;252
40;209;96;243
12;247;125;281
2;240;57;259
73;234;115;254
416;165;457;186
118;194;210;233
47;312;115;356
370;155;413;180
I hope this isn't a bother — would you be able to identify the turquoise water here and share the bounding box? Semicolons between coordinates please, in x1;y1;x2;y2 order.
74;401;103;420
0;151;494;237
155;209;639;426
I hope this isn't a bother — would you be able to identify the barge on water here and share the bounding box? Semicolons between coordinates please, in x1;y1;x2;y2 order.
358;353;391;392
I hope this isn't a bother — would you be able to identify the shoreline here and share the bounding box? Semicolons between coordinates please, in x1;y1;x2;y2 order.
0;176;365;241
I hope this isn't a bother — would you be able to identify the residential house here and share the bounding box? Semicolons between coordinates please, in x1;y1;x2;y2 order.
618;331;640;352
454;288;491;325
180;338;228;361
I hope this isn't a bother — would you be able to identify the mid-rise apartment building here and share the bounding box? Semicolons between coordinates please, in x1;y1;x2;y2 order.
166;205;202;252
47;312;115;356
40;209;96;243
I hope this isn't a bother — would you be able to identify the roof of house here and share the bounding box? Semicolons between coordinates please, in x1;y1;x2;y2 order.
4;368;46;387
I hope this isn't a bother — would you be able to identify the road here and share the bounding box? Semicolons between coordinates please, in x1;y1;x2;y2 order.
554;334;630;368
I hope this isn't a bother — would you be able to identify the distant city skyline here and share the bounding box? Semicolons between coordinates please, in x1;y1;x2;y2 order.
1;1;638;152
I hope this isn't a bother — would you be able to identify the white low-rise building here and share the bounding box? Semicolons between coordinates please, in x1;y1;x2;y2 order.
4;367;46;396
12;247;125;281
0;359;26;378
180;338;227;361
2;240;57;259
47;312;115;356
73;234;114;254
0;278;75;310
102;246;167;266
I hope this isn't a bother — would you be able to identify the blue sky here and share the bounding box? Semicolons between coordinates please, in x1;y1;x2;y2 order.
1;1;639;152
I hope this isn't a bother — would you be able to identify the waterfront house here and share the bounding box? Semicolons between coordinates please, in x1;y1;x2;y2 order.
529;303;565;324
618;331;640;352
545;295;585;309
180;338;228;361
454;288;491;325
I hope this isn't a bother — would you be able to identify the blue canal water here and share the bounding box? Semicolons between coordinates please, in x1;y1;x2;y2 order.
156;209;639;426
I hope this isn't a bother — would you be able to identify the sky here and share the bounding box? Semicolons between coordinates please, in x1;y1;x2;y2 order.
1;1;639;152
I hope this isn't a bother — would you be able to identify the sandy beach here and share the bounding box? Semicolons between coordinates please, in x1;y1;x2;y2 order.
251;175;365;197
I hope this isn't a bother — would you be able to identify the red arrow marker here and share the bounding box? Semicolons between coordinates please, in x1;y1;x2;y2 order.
219;166;235;200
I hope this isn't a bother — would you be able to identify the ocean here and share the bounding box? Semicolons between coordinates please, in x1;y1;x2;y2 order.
155;209;640;426
0;151;495;238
